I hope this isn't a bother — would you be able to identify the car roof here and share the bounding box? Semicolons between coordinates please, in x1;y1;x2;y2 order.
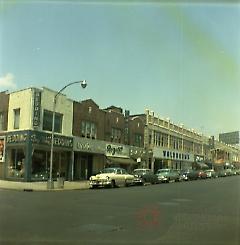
134;169;151;171
103;167;124;170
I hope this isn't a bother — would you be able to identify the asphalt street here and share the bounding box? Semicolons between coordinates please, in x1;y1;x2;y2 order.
0;176;239;245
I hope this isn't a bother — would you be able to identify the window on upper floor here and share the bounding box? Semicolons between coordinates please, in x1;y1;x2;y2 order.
134;134;143;147
14;108;20;129
0;112;4;131
111;127;121;143
43;110;63;133
81;121;97;139
149;131;152;145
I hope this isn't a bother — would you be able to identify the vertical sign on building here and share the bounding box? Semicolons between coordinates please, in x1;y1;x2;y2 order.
33;90;42;128
124;110;130;145
0;136;5;162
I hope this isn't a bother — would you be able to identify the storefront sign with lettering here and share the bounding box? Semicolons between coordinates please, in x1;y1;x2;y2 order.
106;144;129;157
73;137;105;154
153;147;194;162
33;90;41;128
30;131;73;148
6;133;28;144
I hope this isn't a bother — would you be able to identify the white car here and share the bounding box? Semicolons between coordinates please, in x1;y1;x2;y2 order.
89;167;134;188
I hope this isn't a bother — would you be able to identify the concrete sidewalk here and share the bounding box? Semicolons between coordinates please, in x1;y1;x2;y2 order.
0;179;90;191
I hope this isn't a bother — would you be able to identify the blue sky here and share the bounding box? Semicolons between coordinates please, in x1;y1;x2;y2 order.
0;1;239;138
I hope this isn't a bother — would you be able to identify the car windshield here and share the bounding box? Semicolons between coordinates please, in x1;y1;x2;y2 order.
133;169;147;174
101;168;116;173
157;169;169;174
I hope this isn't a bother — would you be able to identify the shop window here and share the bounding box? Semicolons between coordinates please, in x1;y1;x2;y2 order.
0;137;5;162
14;108;20;129
32;150;49;180
31;150;69;180
43;110;63;133
7;148;25;178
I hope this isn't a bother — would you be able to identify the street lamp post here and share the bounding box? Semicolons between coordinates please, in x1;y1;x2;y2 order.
47;80;87;189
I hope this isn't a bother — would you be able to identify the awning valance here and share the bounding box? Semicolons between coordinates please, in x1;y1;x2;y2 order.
107;157;137;165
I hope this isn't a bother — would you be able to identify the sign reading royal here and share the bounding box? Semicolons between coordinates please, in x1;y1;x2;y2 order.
105;143;129;158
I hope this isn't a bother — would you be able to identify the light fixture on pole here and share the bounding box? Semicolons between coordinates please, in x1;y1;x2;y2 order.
47;80;87;189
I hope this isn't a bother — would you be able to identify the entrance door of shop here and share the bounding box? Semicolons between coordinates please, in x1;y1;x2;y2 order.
80;158;87;180
79;156;93;180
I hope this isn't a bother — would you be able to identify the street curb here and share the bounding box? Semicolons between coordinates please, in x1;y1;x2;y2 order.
0;187;90;192
0;180;90;192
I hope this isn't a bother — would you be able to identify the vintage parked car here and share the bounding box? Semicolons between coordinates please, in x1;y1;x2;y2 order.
89;167;134;188
225;168;235;176
235;169;240;175
156;169;180;183
196;170;207;179
180;169;199;181
132;168;159;185
216;169;228;177
204;169;218;178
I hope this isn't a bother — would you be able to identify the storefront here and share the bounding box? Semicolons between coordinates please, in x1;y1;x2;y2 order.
73;137;106;180
152;147;194;172
4;130;73;182
105;143;139;172
73;138;142;179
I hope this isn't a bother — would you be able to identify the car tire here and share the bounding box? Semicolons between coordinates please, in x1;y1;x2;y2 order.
111;180;116;188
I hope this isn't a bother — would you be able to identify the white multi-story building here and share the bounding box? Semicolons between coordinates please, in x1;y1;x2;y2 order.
3;87;74;181
142;109;211;172
8;87;73;135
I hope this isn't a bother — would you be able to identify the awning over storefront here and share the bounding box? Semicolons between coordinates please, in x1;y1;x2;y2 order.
107;156;137;165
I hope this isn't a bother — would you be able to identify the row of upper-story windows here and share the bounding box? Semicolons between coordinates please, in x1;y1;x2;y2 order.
2;107;143;146
10;108;64;133
150;130;205;154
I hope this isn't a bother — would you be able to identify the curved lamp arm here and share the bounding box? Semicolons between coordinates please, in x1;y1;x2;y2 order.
54;80;87;101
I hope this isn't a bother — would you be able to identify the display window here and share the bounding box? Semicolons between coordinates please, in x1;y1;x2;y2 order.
7;148;25;178
31;149;70;180
0;136;5;162
32;150;49;180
